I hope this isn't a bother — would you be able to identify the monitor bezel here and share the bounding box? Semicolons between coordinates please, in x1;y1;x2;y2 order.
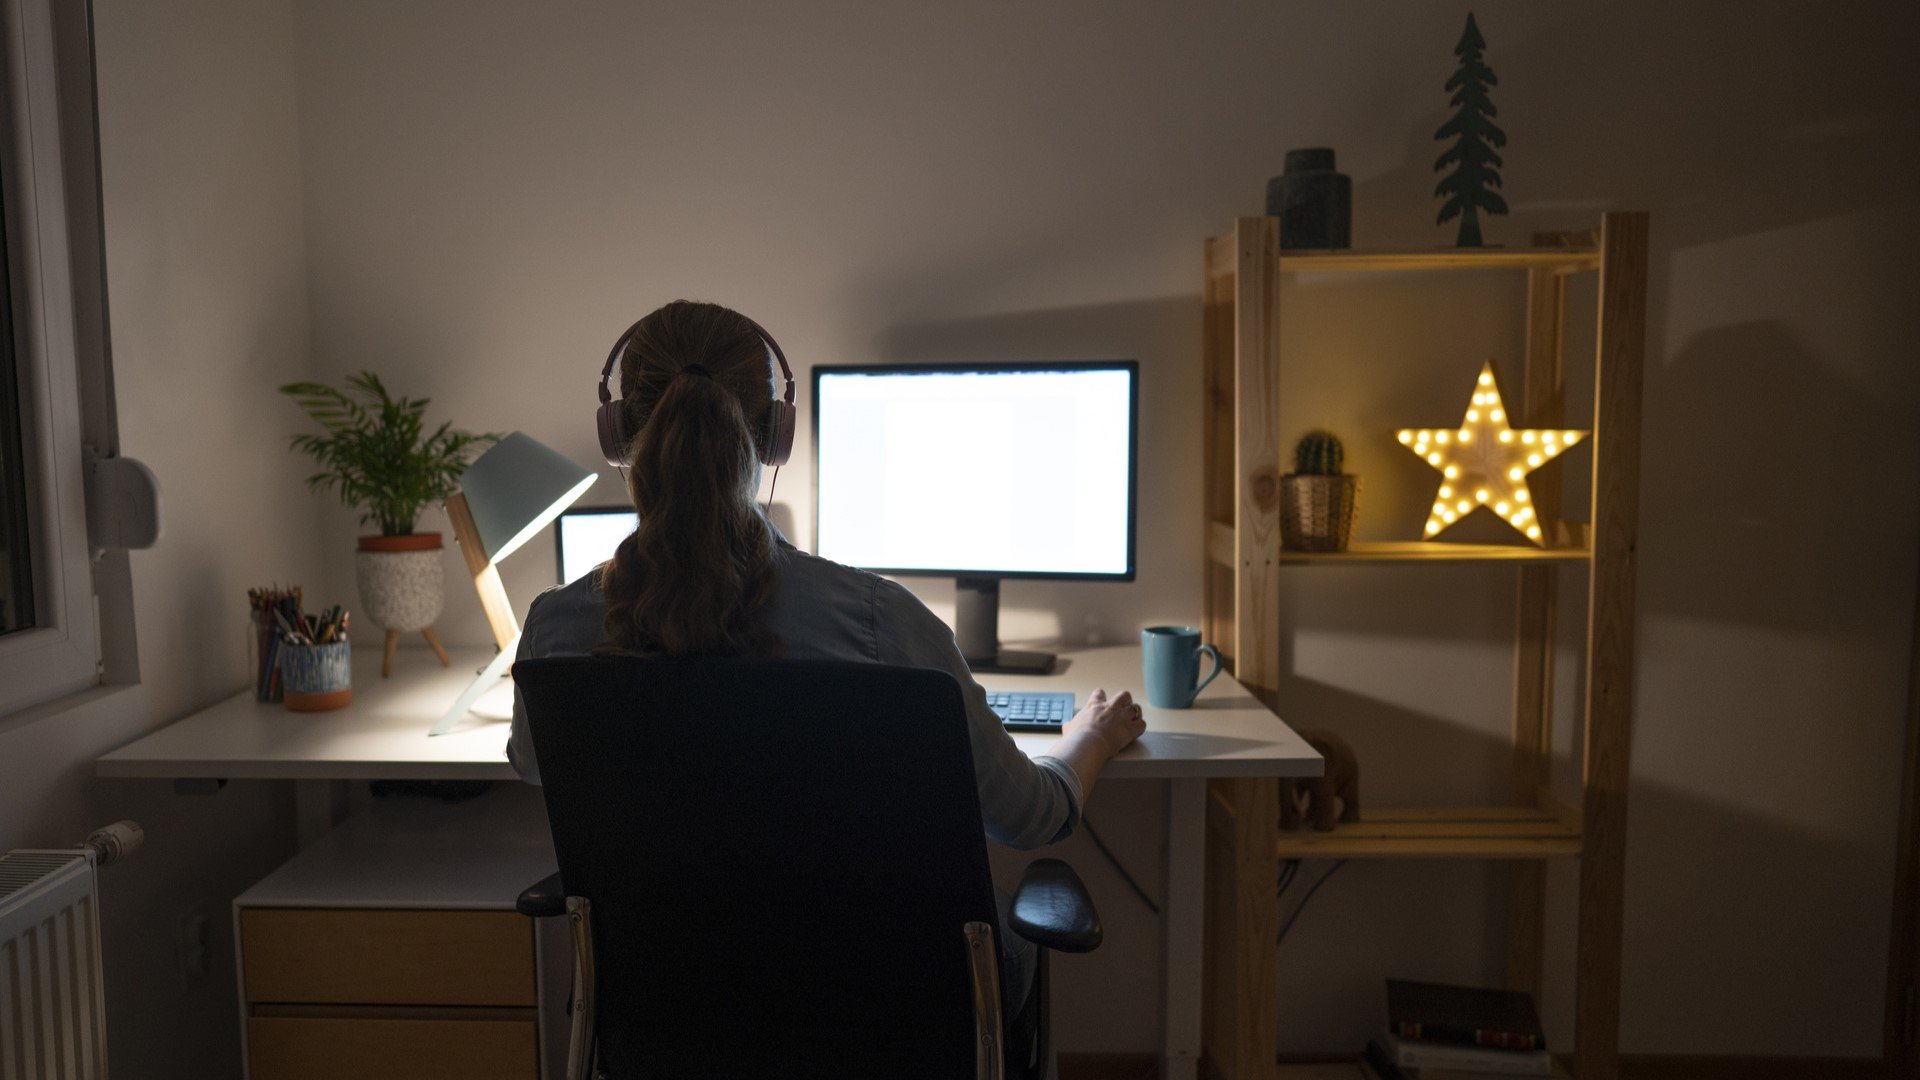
553;504;638;585
810;359;1139;583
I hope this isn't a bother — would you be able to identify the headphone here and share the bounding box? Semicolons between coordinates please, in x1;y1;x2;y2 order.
595;312;796;470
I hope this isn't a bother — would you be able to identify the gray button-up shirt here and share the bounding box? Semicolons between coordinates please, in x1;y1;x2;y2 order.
507;535;1084;850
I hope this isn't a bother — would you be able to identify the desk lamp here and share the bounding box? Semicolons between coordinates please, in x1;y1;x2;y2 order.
431;432;596;734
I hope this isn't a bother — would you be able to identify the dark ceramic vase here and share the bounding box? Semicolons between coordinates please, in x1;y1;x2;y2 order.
1266;148;1352;250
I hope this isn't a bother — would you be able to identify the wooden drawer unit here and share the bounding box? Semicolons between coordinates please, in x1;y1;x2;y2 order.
240;908;534;1007
247;1015;537;1080
233;789;564;1080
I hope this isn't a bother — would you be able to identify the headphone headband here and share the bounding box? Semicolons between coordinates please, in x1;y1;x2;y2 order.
595;310;797;468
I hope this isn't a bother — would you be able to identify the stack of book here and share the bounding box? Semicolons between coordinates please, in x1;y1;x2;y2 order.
1360;979;1566;1079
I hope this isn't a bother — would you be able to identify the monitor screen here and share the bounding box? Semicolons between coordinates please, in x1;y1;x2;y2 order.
812;362;1137;579
554;506;637;585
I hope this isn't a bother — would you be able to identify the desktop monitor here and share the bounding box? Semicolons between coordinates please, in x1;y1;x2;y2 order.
555;506;638;585
812;360;1138;674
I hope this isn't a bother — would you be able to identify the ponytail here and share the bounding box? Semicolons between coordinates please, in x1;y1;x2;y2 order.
596;303;782;657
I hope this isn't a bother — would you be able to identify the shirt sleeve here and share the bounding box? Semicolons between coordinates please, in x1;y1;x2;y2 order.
870;577;1083;850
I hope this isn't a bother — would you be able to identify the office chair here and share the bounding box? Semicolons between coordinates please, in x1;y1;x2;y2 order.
512;655;1102;1080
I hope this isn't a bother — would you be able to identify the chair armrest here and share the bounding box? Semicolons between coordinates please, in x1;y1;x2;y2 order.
1008;858;1102;953
517;871;566;917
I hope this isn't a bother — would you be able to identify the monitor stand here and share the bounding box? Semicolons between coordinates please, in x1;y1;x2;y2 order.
954;577;1056;675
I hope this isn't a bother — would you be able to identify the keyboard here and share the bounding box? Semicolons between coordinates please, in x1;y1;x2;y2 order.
985;691;1075;732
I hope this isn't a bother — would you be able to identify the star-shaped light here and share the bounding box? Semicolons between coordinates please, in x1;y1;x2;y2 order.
1394;361;1588;546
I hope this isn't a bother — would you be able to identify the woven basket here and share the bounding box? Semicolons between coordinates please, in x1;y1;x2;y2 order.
1280;474;1359;552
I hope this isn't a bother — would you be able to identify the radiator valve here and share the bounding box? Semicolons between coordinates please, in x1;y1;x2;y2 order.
85;821;144;865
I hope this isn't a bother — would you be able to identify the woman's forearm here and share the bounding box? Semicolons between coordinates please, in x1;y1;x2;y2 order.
1048;726;1115;799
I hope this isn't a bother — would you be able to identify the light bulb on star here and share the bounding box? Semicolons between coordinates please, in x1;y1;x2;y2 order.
1393;361;1588;546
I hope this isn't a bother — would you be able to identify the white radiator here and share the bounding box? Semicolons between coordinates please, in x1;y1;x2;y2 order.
0;824;141;1080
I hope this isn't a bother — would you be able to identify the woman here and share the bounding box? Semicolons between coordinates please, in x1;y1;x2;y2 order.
508;299;1145;1013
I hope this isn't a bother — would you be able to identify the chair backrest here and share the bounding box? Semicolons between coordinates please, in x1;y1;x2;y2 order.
514;655;1002;1079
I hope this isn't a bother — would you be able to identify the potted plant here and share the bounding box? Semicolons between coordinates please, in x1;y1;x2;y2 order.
1280;430;1359;552
281;372;497;675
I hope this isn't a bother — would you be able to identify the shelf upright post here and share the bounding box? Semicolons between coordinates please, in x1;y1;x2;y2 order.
1507;253;1571;1001
1574;211;1649;1080
1228;216;1284;709
1202;229;1239;665
1199;217;1283;1080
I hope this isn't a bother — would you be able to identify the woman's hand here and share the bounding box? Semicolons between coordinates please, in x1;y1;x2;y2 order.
1049;687;1145;799
1064;687;1146;757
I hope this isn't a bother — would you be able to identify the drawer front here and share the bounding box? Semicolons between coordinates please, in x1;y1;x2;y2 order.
241;908;534;1007
248;1016;536;1080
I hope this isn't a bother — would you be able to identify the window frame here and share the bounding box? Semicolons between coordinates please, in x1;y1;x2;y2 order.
0;0;101;715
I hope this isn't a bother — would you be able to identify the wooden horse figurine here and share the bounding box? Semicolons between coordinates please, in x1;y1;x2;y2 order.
1279;729;1360;831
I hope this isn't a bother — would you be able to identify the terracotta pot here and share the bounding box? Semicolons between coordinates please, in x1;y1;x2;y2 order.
1279;474;1359;552
355;533;445;633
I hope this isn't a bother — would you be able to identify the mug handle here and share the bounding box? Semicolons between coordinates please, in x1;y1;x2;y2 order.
1187;644;1224;706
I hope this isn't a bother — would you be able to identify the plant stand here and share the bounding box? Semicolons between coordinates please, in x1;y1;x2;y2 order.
383;627;454;678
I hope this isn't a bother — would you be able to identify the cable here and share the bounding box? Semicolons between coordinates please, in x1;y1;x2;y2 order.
764;464;781;518
1276;857;1302;898
1082;815;1160;916
1275;858;1348;946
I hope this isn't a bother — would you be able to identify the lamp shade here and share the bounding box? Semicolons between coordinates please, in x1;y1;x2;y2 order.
459;432;597;566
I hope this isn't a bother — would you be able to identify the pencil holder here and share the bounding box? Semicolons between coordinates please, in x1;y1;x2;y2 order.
281;640;353;712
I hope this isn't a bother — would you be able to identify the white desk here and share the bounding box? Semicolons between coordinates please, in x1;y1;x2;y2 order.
98;644;1320;1080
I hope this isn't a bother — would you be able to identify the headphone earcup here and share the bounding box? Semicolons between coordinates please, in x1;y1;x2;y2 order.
762;400;796;467
597;400;630;467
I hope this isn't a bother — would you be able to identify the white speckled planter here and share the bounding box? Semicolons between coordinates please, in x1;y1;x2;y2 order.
355;533;445;633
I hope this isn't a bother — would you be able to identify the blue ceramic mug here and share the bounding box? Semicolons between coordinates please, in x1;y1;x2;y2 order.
1141;626;1223;709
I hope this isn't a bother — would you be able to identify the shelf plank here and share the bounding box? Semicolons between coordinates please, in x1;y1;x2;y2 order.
1276;834;1583;859
1278;248;1600;273
1354;805;1562;822
1291;817;1576;840
1275;806;1584;860
1279;541;1589;565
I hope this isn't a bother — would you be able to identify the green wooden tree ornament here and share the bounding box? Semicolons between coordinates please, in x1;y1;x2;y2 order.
1433;12;1508;247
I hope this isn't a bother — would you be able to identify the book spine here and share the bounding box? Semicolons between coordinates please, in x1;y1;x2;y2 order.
1396;1021;1542;1051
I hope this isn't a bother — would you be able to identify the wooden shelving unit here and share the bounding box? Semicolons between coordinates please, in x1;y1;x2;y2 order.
1197;213;1648;1080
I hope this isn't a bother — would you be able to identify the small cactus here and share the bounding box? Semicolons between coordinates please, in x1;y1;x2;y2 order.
1293;430;1345;476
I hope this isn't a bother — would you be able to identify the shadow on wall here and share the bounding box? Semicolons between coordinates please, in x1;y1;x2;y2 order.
1607;749;1908;1052
1640;319;1912;629
1352;0;1917;253
871;297;1205;645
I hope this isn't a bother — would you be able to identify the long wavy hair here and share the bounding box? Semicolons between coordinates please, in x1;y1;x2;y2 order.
596;300;781;657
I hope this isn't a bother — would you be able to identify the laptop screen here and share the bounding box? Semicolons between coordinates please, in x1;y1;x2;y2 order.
554;506;637;585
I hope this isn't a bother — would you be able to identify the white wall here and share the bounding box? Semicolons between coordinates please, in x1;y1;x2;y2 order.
268;0;1918;1061
0;1;319;1076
